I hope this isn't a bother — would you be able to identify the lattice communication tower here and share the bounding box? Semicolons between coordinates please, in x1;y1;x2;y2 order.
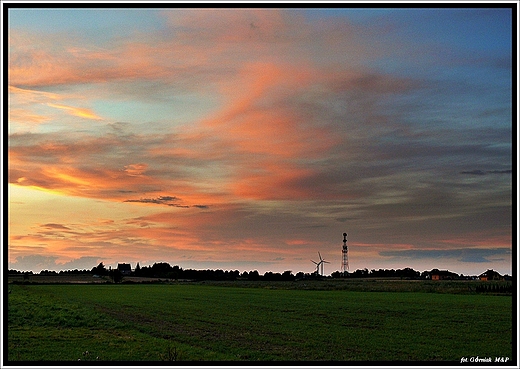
342;232;349;274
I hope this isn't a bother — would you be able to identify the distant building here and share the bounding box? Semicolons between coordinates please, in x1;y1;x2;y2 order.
478;269;502;281
430;269;458;280
117;263;132;276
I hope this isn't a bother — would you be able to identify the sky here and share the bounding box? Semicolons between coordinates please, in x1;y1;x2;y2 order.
6;5;515;276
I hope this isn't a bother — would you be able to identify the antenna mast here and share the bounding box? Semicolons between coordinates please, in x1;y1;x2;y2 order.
342;232;349;275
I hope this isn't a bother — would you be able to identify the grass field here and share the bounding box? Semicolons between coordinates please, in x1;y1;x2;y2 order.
7;282;513;362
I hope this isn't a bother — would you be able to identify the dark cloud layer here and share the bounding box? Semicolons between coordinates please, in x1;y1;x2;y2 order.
123;196;208;209
380;248;511;263
41;223;70;230
460;169;512;175
124;196;179;205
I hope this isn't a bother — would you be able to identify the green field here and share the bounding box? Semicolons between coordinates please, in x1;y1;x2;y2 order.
7;282;513;362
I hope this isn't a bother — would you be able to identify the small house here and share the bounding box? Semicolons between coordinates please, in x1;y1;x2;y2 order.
117;263;132;276
430;269;458;280
478;269;502;281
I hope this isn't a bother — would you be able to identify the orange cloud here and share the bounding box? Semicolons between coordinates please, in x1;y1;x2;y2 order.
46;103;102;120
9;130;231;208
124;163;148;177
9;202;297;268
7;24;408;206
186;61;339;201
9;31;168;87
6;9;335;89
9;49;352;203
8;85;104;133
8;85;62;100
8;109;49;125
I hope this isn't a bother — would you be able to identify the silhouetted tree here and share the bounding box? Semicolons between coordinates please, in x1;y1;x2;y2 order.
351;268;369;278
248;270;260;281
151;262;172;278
91;262;107;276
167;265;182;280
231;270;240;280
282;270;295;281
264;272;284;281
40;270;58;276
330;271;342;278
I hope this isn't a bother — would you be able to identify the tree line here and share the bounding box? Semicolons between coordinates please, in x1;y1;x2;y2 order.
8;263;487;281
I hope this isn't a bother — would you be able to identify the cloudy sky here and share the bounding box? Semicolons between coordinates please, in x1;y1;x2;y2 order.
7;6;513;275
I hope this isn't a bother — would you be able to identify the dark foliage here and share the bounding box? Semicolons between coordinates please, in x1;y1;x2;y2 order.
475;283;512;294
109;268;123;283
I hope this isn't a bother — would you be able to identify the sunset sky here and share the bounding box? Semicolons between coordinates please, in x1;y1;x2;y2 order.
7;6;514;275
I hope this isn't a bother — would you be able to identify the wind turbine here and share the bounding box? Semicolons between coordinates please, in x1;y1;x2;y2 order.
318;252;330;276
311;258;322;276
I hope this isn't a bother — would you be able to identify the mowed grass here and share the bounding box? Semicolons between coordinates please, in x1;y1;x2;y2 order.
7;283;513;362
